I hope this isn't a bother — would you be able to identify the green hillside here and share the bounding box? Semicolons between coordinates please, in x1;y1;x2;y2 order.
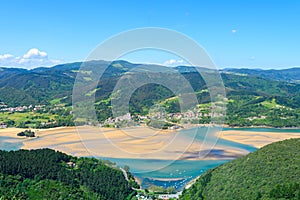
180;138;300;200
0;148;136;199
0;61;299;127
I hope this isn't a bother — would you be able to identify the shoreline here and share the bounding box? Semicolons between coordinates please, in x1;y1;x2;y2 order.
1;123;300;132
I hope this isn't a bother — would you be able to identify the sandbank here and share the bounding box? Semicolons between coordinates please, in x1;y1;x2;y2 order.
219;130;300;148
1;126;299;160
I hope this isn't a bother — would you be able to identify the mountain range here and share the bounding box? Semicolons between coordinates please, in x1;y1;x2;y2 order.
223;67;300;83
0;61;299;127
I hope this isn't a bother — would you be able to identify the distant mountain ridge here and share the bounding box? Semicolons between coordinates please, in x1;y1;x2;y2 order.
0;60;300;83
1;61;299;83
222;67;300;83
0;60;299;108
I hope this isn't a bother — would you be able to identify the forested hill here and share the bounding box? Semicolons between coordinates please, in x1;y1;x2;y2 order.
0;61;299;107
180;138;300;200
0;60;136;106
0;148;137;199
0;61;299;127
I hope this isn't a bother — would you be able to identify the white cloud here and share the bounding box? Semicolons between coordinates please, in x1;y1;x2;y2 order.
23;48;47;59
0;54;14;60
231;29;237;34
163;59;186;66
0;48;61;69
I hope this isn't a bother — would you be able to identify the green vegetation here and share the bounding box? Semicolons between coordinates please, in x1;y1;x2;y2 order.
17;130;35;137
146;119;173;129
0;61;299;199
147;185;176;194
0;61;299;128
0;106;74;128
180;138;300;199
0;148;135;199
226;95;300;127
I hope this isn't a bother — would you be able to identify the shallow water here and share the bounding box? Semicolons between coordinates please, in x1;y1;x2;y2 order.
99;126;259;190
99;156;227;190
182;126;258;152
0;136;23;151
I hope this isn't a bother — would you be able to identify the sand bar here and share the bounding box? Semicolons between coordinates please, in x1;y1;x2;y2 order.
220;130;300;148
1;126;299;160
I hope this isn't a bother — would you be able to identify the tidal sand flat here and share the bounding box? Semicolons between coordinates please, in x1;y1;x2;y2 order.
0;126;249;160
220;130;300;148
1;126;299;159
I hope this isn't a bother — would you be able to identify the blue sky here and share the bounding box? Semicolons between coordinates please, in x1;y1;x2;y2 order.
0;0;299;69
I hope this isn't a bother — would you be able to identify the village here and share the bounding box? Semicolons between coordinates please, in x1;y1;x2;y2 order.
0;101;224;130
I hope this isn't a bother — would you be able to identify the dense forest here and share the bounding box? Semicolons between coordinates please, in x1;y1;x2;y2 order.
0;148;136;199
180;138;300;199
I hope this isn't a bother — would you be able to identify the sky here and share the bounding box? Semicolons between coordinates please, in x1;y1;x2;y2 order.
0;0;300;69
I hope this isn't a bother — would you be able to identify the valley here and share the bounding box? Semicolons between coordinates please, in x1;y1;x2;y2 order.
0;61;299;198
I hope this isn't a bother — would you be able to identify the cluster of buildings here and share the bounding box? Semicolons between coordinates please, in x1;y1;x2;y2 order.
167;110;210;120
135;191;182;200
100;105;222;128
0;104;45;113
102;113;136;127
0;104;47;129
